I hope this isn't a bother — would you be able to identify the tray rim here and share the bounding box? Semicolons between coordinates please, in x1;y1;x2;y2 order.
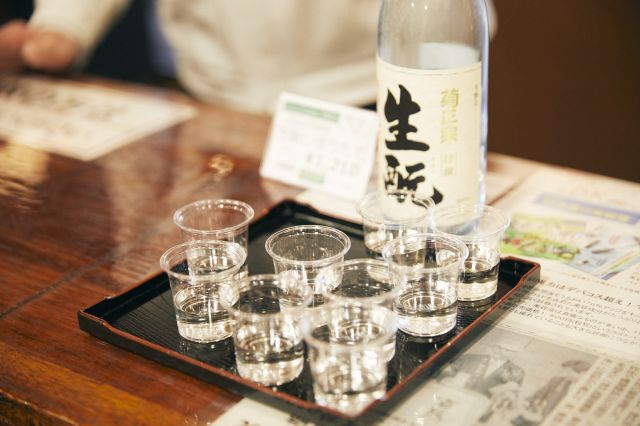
77;199;541;421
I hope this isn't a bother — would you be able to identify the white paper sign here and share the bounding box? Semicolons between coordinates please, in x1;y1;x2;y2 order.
260;92;378;201
0;75;196;161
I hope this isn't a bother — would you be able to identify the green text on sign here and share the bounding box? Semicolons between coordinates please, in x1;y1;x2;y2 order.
285;102;339;122
299;169;325;184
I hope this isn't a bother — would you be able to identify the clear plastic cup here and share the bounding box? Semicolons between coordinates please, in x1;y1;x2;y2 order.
220;273;312;386
432;204;509;301
315;258;400;360
382;233;468;337
356;190;435;259
173;198;254;251
301;303;397;415
160;240;246;343
265;225;351;304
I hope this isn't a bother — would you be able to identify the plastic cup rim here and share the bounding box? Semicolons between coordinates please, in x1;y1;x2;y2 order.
316;258;402;304
356;189;435;226
220;273;312;320
265;225;351;267
301;304;397;351
173;198;255;236
159;239;247;282
381;232;469;273
432;203;510;242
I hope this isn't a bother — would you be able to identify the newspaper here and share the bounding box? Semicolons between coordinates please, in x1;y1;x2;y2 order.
374;169;640;426
211;168;640;426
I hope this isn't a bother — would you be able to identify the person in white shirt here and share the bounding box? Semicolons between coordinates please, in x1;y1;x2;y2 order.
0;0;496;113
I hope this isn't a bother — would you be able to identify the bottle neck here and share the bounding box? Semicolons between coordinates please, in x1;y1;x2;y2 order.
377;0;488;70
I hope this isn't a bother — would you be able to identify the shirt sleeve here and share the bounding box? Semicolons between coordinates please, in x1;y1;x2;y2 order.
28;0;131;57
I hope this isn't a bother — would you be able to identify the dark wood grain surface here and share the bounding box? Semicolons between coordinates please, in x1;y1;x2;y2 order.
0;77;302;425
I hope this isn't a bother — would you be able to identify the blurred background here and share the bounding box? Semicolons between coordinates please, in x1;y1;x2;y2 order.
2;0;638;182
488;1;640;183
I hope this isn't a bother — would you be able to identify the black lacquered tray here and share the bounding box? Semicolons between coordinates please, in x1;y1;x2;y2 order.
78;200;540;424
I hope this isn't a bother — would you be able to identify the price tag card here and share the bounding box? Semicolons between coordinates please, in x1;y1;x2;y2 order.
260;92;378;201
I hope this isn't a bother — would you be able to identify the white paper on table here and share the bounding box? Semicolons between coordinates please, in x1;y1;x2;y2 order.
485;170;519;204
208;398;320;426
0;75;196;161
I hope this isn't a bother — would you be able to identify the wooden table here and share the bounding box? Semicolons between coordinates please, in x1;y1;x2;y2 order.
0;77;543;425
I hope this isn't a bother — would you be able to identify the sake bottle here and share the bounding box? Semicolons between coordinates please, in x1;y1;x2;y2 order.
377;0;489;206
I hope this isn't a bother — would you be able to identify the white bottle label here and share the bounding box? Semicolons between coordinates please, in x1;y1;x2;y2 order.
377;57;482;206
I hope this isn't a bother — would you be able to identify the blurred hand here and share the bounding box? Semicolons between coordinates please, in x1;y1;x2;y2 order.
0;20;28;73
0;19;80;74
